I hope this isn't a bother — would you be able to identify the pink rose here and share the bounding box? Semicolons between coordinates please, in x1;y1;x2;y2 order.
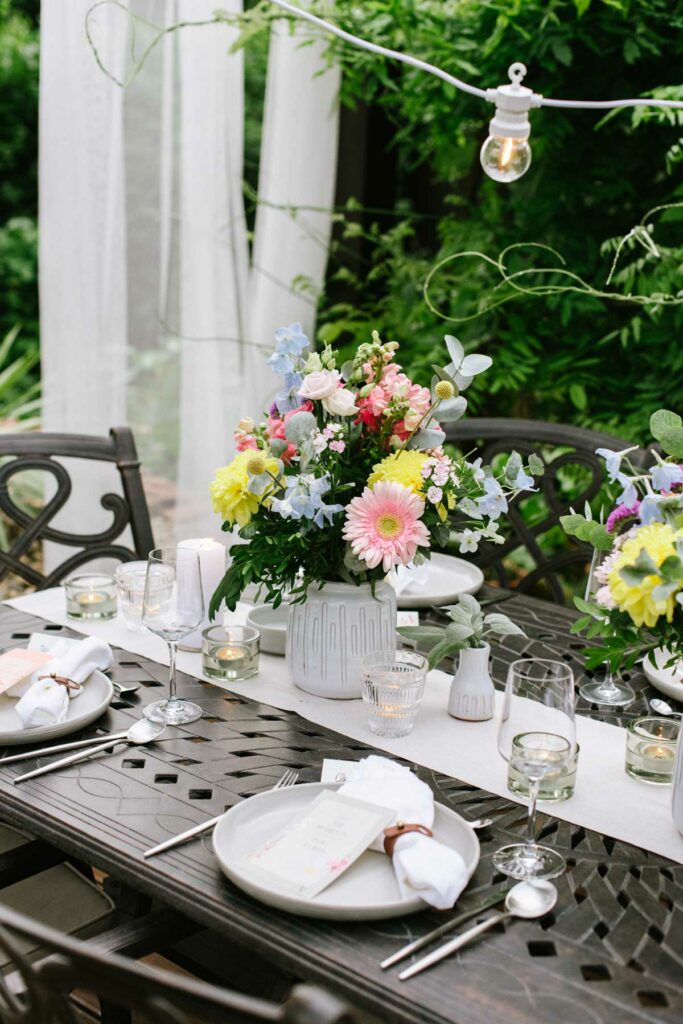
298;370;340;401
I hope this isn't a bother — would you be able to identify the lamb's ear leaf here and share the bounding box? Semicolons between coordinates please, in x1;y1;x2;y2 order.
427;638;457;670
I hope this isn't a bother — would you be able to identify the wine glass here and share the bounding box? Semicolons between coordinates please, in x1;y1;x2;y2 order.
579;549;635;707
142;548;204;725
494;658;576;881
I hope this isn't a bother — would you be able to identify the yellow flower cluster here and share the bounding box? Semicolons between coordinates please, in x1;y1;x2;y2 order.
608;522;683;628
368;450;427;494
210;451;280;527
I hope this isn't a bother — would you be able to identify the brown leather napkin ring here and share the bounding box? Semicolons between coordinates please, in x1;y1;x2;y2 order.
383;822;433;858
38;673;80;692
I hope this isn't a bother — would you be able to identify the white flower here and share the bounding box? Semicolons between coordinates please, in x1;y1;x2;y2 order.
595;585;616;610
298;369;340;400
312;433;328;454
322;386;358;417
433;466;449;487
457;528;481;554
426;486;443;504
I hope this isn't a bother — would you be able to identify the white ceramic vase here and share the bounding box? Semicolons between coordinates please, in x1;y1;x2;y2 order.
448;643;495;721
672;729;683;837
287;580;396;699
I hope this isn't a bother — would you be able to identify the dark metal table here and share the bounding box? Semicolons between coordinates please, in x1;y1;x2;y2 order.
0;595;681;1024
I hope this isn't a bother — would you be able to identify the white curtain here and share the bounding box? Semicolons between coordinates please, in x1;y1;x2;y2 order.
39;0;340;547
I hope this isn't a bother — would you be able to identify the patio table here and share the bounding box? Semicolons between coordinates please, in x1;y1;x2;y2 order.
0;593;681;1024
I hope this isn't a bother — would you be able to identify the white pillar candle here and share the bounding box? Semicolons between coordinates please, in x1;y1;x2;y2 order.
177;538;226;648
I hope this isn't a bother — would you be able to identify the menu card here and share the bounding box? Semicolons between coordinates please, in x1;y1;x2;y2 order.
244;791;393;900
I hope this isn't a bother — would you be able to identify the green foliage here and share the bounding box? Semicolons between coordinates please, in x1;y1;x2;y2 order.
299;0;683;441
0;1;39;366
398;592;526;669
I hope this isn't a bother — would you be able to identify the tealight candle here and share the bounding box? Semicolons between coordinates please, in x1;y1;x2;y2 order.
625;716;679;784
202;626;259;681
65;573;118;621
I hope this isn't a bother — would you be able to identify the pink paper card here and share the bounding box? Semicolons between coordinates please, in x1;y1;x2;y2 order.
0;649;53;696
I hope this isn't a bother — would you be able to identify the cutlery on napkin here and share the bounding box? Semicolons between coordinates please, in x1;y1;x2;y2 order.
14;637;113;728
338;755;469;910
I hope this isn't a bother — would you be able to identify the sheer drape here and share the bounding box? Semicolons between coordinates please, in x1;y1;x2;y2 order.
39;0;340;548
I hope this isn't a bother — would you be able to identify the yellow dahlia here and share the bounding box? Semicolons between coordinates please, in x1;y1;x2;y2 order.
368;450;428;494
210;451;280;527
608;522;683;628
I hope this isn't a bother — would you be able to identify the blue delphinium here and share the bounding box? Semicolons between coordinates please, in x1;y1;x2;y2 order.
651;462;683;492
267;323;310;376
271;474;344;529
476;477;508;520
274;371;304;414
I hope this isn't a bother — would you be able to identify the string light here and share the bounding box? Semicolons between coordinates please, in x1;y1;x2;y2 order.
268;0;683;184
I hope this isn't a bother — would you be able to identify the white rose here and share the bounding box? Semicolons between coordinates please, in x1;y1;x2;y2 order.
322;386;358;417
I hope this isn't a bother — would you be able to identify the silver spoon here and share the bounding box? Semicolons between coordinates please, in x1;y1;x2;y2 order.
649;698;681;717
399;880;558;980
113;681;141;695
14;719;166;784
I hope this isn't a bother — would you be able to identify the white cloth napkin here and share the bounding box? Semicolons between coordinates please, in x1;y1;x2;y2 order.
338;755;469;909
14;637;113;729
393;562;431;597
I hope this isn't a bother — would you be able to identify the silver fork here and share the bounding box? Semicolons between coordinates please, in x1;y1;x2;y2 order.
142;769;299;859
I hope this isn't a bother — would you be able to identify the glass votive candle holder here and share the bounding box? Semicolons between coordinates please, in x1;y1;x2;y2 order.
625;716;679;784
64;573;118;621
508;743;579;802
361;650;428;739
114;561;148;632
202;625;260;681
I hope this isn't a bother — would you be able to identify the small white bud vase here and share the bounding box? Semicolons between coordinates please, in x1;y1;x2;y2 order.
287;580;396;699
672;730;683;836
448;643;495;721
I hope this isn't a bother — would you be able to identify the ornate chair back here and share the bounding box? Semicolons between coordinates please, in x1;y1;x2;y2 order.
444;417;646;604
0;905;359;1024
0;428;154;590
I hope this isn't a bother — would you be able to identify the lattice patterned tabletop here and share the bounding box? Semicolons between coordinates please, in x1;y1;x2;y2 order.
0;598;680;1024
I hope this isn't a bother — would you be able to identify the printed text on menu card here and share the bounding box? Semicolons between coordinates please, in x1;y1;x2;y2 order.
244;791;394;900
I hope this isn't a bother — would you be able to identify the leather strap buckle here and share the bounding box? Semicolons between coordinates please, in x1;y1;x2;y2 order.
383;821;433;857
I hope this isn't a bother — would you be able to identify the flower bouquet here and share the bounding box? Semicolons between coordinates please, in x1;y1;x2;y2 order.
561;409;683;671
210;324;539;696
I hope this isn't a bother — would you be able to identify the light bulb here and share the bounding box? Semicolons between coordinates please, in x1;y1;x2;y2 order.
480;134;532;183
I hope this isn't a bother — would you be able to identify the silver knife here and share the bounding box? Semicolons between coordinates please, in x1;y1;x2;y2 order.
381;890;506;969
0;730;130;765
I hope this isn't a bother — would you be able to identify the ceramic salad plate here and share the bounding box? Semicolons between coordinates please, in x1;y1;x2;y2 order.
0;670;113;746
396;552;484;609
642;648;683;705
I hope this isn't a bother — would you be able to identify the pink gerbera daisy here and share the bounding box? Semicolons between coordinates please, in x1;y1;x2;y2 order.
343;481;430;572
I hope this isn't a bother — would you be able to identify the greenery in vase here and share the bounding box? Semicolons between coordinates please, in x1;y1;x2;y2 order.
399;593;526;671
209;325;542;614
561;409;683;670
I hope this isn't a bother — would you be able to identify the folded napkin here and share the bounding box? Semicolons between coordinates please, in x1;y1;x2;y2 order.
339;755;468;909
393;562;430;597
14;637;113;729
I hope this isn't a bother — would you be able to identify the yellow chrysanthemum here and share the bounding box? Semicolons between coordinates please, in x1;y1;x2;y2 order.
368;450;428;494
210;451;279;527
608;522;683;628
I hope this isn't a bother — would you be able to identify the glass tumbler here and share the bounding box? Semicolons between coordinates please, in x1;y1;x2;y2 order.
361;650;428;738
115;561;149;632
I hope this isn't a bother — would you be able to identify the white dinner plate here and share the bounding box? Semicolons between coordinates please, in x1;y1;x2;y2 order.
213;781;479;920
246;604;288;656
0;670;114;746
396;552;484;609
642;648;683;705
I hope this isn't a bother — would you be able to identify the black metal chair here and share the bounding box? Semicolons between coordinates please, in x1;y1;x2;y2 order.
0;428;155;589
444;417;645;605
0;904;359;1024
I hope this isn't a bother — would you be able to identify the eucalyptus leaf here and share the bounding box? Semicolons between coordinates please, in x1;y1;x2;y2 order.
444;334;464;367
435;396;467;422
650;409;681;441
659;426;683;459
528;453;545;476
459;353;492;376
408;426;446;449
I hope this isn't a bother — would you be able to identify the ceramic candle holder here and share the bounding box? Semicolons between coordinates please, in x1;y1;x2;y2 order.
625;716;679;784
64;573;118;621
202;625;260;681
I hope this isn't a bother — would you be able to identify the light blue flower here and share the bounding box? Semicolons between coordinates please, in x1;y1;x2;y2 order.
595;447;623;482
512;467;536;492
639;494;665;524
274;371;304;414
271;474;344;529
267;323;310;376
476;477;508;520
651;462;683;492
615;473;638;508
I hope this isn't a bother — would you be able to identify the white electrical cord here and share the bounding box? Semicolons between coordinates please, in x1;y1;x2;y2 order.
269;0;683;112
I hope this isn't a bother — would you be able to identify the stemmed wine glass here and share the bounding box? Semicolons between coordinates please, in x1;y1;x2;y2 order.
579;549;635;707
495;658;576;881
142;548;204;725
